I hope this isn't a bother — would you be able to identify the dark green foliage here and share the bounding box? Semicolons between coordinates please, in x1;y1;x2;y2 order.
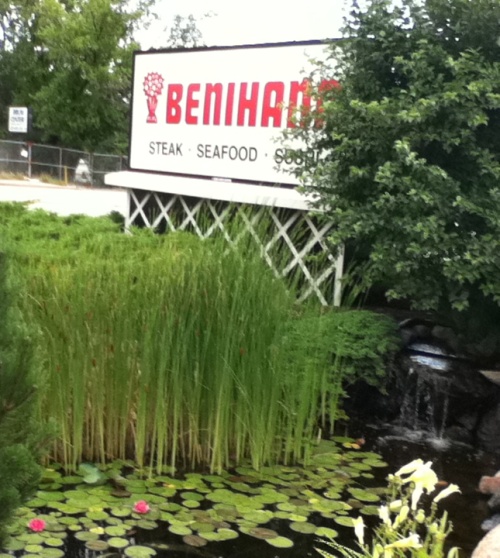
1;0;151;151
0;248;46;543
324;310;400;388
288;0;500;316
283;309;400;429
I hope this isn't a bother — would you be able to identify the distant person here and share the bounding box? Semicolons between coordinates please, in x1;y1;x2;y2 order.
74;159;91;184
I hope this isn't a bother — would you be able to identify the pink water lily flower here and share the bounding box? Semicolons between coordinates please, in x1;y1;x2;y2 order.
133;500;150;514
28;518;46;532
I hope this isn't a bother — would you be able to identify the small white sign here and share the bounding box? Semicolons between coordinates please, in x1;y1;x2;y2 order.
130;42;338;185
8;106;29;133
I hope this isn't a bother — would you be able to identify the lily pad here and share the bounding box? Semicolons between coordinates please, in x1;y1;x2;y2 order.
85;540;110;552
105;525;128;537
183;534;207;547
21;533;45;545
39;548;65;558
241;510;273;524
108;537;130;549
199;531;224;541
25;544;44;553
362;458;388;468
315;527;339;538
192;522;215;533
168;524;192;536
248;527;278;540
266;536;294;548
110;507;131;517
182;500;201;509
334;516;355;527
124;544;157;557
74;531;100;542
347;488;380;502
217;528;239;541
36;491;66;502
86;510;110;521
289;521;317;534
4;539;25;551
136;519;158;530
360;505;380;516
180;492;204;501
44;538;65;547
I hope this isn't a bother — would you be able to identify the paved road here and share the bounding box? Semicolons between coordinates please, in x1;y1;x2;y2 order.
0;179;128;217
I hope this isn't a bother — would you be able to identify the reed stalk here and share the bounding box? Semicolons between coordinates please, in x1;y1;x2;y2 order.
0;204;351;472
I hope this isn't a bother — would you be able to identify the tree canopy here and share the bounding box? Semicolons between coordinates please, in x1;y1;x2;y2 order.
0;1;204;153
289;0;500;316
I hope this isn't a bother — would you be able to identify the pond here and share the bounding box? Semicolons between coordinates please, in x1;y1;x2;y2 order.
3;438;391;558
3;430;496;558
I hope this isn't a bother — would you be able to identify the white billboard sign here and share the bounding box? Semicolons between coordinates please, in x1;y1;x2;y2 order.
8;106;29;133
129;42;337;186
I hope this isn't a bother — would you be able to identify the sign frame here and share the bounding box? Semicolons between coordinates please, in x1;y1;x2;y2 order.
8;106;30;134
128;40;336;187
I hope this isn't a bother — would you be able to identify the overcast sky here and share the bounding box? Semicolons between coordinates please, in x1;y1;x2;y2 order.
138;0;347;49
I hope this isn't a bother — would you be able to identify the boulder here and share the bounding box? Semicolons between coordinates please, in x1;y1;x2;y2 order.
479;476;500;495
472;524;500;558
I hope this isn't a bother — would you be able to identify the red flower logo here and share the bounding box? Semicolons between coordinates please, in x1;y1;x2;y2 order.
143;72;164;124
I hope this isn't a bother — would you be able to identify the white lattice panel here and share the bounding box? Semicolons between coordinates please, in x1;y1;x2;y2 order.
127;189;342;306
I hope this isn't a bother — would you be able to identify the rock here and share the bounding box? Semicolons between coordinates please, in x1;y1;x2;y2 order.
472;523;500;558
444;425;474;446
481;514;500;531
488;494;500;512
432;325;461;354
477;403;500;454
479;476;500;495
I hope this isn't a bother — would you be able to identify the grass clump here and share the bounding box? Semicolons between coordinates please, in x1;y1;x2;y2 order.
0;204;344;473
0;203;397;474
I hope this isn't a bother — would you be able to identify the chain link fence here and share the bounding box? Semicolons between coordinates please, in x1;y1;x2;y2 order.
0;139;127;186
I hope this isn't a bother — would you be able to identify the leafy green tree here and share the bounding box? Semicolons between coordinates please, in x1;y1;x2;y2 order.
289;0;500;317
30;0;150;152
0;0;49;139
0;248;49;543
163;14;204;49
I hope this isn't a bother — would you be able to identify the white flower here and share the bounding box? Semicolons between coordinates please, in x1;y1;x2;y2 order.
411;483;425;510
394;459;424;477
397;460;438;508
378;505;391;526
388;499;402;511
352;516;365;546
384;533;422;549
402;461;438;492
416;509;426;523
393;504;409;528
433;483;461;503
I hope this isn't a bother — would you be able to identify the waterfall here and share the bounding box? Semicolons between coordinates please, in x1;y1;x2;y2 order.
397;363;451;439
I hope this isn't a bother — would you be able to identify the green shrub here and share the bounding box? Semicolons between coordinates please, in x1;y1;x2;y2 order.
0;250;47;544
282;308;400;432
0;204;345;473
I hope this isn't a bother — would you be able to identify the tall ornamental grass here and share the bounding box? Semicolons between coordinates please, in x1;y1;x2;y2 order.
0;204;344;473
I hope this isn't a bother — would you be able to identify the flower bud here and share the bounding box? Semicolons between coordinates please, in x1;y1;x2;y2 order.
389;499;402;512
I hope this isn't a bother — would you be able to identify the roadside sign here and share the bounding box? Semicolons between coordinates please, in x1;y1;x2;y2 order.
8;107;29;133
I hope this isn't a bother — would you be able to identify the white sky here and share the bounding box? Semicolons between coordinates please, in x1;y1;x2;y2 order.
138;0;347;49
